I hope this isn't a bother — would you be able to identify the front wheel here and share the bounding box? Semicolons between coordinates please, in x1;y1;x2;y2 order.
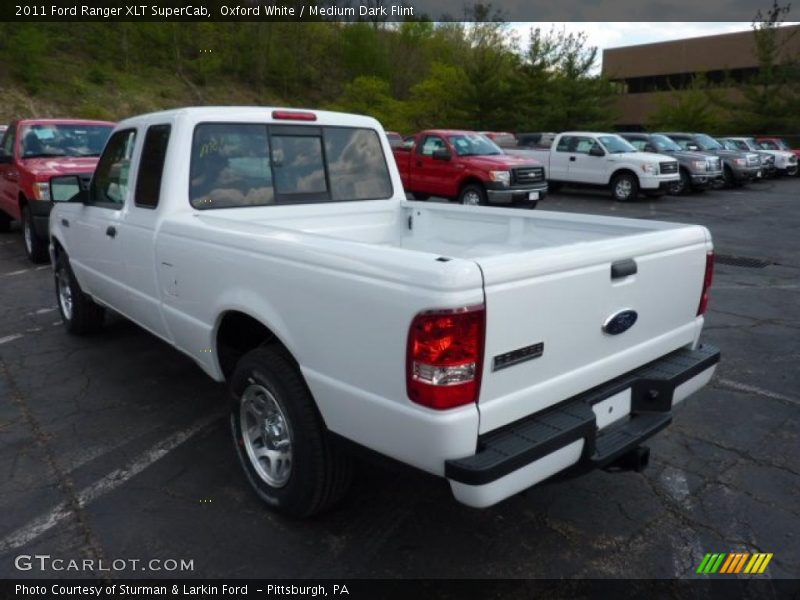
23;205;49;263
787;165;798;177
458;184;487;206
55;252;106;334
230;346;353;517
670;170;691;195
611;173;638;202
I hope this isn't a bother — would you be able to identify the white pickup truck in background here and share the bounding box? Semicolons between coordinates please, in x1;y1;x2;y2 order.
524;132;681;201
48;107;719;517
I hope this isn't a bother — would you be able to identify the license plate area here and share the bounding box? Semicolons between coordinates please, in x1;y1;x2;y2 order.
592;389;631;430
528;191;539;200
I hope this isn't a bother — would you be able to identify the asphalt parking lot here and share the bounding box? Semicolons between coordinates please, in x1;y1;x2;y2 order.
1;177;799;581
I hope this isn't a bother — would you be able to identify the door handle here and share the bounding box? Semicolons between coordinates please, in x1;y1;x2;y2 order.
569;156;576;162
5;171;18;181
106;225;117;238
61;218;69;227
611;259;637;279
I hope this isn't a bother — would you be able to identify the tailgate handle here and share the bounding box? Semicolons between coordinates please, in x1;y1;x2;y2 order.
611;259;637;279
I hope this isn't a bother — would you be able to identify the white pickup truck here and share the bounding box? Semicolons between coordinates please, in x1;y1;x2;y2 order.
524;132;681;201
48;107;719;517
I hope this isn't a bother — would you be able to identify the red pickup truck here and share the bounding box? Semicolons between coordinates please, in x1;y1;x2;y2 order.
0;119;115;262
393;130;547;207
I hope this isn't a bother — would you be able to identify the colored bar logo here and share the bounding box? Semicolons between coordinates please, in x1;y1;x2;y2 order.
696;552;773;574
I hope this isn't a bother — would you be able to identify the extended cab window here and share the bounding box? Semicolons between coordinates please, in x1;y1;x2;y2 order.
419;136;446;156
91;129;137;207
556;136;575;152
1;124;15;157
190;123;392;209
135;124;171;209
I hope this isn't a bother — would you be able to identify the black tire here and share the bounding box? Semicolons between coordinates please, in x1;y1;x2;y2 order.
22;204;49;263
723;165;743;188
0;211;11;233
458;183;487;206
787;165;798;177
55;252;106;335
670;169;691;196
411;192;430;201
230;345;353;517
611;172;639;202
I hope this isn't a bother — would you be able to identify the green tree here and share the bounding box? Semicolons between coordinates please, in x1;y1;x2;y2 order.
647;74;728;131
405;62;474;129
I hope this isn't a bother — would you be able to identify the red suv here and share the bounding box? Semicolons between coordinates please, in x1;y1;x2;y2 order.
0;119;115;262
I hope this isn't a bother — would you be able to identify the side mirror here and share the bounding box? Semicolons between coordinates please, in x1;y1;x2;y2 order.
50;175;88;203
432;148;451;161
589;146;605;157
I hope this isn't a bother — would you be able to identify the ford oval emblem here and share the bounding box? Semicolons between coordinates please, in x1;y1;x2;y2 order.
603;309;638;335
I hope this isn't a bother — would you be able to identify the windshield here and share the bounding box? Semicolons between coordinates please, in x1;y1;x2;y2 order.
447;134;502;156
20;123;113;158
720;139;741;151
775;139;791;150
694;134;722;150
598;135;636;153
649;134;681;152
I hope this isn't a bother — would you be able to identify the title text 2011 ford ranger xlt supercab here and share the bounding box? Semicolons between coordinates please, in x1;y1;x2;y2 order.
48;107;720;517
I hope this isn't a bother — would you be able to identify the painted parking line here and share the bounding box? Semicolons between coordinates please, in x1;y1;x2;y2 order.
0;334;23;346
0;413;221;553
716;378;800;406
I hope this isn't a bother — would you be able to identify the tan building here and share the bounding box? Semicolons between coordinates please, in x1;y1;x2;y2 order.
602;25;800;130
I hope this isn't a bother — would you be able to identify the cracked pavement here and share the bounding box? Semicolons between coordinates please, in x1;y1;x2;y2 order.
0;178;798;580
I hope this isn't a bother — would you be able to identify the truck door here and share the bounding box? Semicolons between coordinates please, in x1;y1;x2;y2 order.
415;135;453;198
569;136;607;185
548;135;574;181
0;123;19;219
119;123;173;340
68;128;137;310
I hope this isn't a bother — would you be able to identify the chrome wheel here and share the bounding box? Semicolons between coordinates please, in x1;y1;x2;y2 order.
56;264;73;321
240;383;292;488
615;178;633;200
23;214;33;255
461;190;481;206
787;165;798;177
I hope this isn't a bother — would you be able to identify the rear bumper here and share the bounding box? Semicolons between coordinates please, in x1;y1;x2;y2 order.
446;343;720;507
486;183;548;205
28;200;53;238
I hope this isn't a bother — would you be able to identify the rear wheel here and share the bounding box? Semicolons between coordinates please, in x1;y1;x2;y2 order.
458;184;487;206
23;204;49;263
230;346;353;517
55;252;106;334
611;173;638;202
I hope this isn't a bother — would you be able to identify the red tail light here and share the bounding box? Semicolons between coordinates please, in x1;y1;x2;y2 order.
406;306;485;410
697;251;715;315
271;110;317;121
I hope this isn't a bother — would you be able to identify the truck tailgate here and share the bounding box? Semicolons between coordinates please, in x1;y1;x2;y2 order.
475;225;710;434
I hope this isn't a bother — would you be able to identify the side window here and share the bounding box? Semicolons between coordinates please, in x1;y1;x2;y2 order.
271;134;327;195
556;136;574;152
91;129;137;207
190;123;272;209
574;137;597;154
1;124;16;157
324;127;392;201
419;135;445;156
628;139;647;151
135;124;171;209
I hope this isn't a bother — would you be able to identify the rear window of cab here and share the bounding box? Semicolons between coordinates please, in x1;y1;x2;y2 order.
189;123;393;209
